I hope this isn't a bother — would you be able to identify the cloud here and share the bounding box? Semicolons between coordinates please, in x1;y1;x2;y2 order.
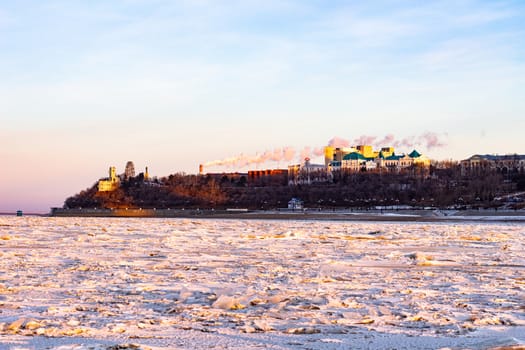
316;6;418;48
453;7;515;26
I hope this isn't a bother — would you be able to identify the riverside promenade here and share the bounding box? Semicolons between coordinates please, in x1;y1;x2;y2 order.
49;207;525;222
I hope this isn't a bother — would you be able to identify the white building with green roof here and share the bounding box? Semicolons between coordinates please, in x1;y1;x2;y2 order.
341;152;377;172
327;147;430;174
290;145;431;185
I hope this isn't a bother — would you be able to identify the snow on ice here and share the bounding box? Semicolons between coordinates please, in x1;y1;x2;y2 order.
0;216;524;349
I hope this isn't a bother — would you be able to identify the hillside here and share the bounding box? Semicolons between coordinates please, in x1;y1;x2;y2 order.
63;163;525;210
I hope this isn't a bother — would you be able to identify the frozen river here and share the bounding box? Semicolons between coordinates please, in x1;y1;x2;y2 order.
1;216;524;349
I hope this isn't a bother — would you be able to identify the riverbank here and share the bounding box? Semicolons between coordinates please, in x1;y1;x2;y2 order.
48;207;525;222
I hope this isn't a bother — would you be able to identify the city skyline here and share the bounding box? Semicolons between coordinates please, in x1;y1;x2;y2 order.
1;0;524;213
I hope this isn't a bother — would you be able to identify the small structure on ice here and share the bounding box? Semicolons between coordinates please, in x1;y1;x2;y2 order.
288;198;304;210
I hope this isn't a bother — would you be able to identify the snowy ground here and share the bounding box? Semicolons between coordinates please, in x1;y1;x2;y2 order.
1;216;524;349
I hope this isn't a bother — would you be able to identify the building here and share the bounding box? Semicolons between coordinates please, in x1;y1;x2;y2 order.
325;145;430;174
408;150;431;166
248;169;288;186
356;145;376;158
380;147;395;158
97;161;153;191
289;145;431;184
288;158;329;185
98;166;119;192
341;152;376;172
288;198;304;210
461;154;525;175
124;161;135;179
324;146;358;166
376;150;430;172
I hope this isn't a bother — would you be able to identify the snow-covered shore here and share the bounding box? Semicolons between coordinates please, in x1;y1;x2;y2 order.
1;216;524;349
49;207;525;223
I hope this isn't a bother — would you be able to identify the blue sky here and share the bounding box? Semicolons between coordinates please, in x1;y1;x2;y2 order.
1;0;524;212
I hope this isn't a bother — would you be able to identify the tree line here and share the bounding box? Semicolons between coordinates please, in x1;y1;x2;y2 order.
64;162;525;210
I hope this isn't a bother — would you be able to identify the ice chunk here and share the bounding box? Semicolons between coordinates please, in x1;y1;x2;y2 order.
212;295;245;310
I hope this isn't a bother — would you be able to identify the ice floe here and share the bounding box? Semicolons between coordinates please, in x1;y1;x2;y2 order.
0;216;524;349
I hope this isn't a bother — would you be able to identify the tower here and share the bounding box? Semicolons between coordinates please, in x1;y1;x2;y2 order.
125;161;135;179
109;166;117;182
98;166;120;191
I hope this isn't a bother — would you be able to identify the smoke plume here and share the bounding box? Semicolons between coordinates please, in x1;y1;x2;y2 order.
203;147;298;169
354;135;377;146
375;134;396;146
347;132;447;151
327;136;350;148
299;147;311;161
418;132;446;149
202;132;446;171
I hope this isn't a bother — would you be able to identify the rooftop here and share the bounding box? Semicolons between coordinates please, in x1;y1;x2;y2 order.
408;150;422;158
343;152;373;161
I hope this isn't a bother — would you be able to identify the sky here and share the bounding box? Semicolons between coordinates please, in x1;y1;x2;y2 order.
1;0;524;213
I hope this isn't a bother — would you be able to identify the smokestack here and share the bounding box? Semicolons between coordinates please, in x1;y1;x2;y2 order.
199;164;204;175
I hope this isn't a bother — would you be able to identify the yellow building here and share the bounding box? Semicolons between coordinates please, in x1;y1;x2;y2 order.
409;150;430;167
380;147;395;158
326;145;395;165
356;145;375;158
324;146;335;167
324;146;358;166
98;166;119;192
375;150;430;171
